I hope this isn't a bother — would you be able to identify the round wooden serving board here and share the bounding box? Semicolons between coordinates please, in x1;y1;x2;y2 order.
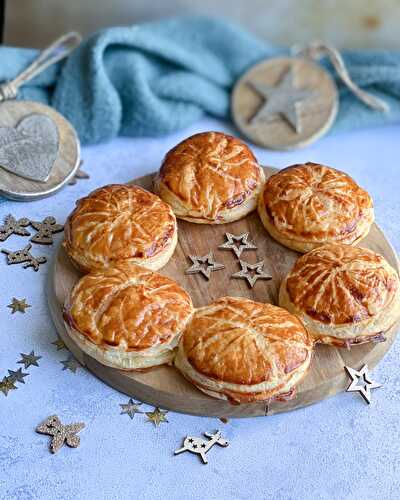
48;167;400;418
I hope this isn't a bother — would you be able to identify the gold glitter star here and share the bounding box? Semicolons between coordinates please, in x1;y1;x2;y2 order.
60;357;81;373
146;407;169;427
345;364;382;404
219;232;257;258
52;338;66;351
18;351;42;369
7;297;31;314
185;252;225;280
8;368;29;384
231;260;272;288
0;376;17;396
120;398;143;419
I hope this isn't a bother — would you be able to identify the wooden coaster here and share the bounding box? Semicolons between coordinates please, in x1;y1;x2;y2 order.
232;57;338;150
47;167;399;418
0;100;80;200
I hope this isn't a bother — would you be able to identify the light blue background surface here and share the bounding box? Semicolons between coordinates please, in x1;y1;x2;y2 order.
0;118;399;500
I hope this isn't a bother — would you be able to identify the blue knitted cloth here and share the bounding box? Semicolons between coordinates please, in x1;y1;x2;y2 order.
0;16;400;145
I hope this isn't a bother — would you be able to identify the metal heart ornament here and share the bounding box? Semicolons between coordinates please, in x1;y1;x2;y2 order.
0;113;59;182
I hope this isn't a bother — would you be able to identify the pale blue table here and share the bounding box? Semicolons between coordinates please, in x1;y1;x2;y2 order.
0;118;399;500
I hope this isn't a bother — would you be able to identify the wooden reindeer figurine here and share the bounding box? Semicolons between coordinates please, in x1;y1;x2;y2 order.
174;430;229;464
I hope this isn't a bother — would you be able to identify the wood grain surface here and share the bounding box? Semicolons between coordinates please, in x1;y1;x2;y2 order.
47;167;400;418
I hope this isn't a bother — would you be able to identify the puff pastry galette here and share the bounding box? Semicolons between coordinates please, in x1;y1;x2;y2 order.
175;296;313;403
258;162;374;252
155;131;265;224
64;184;177;272
63;263;194;370
279;243;400;347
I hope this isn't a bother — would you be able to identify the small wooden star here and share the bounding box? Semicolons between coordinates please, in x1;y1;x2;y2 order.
60;356;81;373
231;260;272;288
51;338;66;351
1;243;47;271
146;407;169;427
30;216;64;245
185;252;225;280
0;214;30;242
0;375;17;396
36;415;85;454
18;351;42;369
68;166;90;186
7;297;31;314
219;232;257;258
120;398;143;419
8;368;29;384
249;67;314;133
345;364;382;404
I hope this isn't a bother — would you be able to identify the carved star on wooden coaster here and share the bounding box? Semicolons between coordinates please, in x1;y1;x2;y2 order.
145;407;169;427
60;356;81;373
219;232;257;258
231;260;272;288
7;297;31;314
36;415;85;454
120;398;143;419
1;244;47;271
0;375;17;396
0;214;31;242
249;67;314;133
345;364;382;404
17;351;42;369
185;252;225;280
30;216;64;245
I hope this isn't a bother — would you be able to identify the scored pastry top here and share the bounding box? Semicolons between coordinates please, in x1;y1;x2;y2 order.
180;296;313;387
64;262;193;351
64;184;177;272
285;243;399;326
260;162;374;246
157;131;264;221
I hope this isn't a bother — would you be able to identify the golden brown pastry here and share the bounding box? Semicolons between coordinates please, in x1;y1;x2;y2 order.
258;163;374;252
154;131;265;224
64;184;177;272
175;296;313;404
279;243;400;347
63;262;194;370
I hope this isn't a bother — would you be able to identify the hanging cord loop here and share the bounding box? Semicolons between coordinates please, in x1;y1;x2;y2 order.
0;31;82;102
292;41;389;113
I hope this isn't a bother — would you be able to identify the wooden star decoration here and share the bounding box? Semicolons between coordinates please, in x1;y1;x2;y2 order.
60;357;81;373
18;351;42;369
8;368;29;384
249;67;314;133
185;252;225;280
345;364;382;404
0;375;17;396
30;216;64;245
36;415;85;454
146;407;169;427
120;398;143;419
219;232;257;258
0;214;30;242
7;297;31;314
51;338;66;351
231;260;272;288
1;243;47;271
68;167;90;186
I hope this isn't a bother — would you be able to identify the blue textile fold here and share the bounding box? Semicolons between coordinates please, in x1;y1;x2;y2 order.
0;16;400;145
